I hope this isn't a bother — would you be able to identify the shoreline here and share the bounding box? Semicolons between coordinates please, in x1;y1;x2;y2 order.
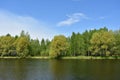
0;56;120;59
61;56;120;59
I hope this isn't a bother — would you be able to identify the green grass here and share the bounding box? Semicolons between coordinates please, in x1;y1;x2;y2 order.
61;56;120;59
0;56;120;59
27;56;50;59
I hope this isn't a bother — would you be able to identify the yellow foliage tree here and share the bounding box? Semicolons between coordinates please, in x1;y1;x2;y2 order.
90;30;115;56
49;35;69;58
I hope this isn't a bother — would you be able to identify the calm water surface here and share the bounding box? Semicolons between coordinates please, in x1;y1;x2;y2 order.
0;59;120;80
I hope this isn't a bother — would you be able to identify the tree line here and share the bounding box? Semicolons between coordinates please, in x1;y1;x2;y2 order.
0;27;120;58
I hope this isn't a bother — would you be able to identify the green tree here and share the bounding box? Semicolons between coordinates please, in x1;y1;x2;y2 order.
90;30;115;56
82;29;97;56
49;35;69;58
20;30;30;40
40;39;46;56
45;39;51;56
114;30;120;56
76;33;85;55
82;27;108;56
15;37;30;57
14;30;31;57
29;39;41;56
70;32;76;56
0;35;15;56
70;32;85;56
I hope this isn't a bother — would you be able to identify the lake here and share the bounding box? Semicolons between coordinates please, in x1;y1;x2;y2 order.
0;59;119;80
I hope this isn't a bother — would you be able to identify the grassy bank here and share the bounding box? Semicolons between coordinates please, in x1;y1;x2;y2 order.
0;56;50;59
0;57;20;59
27;56;50;59
61;56;120;59
0;56;120;59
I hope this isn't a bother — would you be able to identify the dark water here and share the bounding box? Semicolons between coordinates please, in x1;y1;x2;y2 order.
0;59;120;80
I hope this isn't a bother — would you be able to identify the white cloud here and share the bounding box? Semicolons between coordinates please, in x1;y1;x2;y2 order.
99;16;105;20
57;13;87;27
0;10;56;40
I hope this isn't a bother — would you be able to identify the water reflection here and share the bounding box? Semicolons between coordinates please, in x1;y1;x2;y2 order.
0;59;28;80
49;60;70;80
0;59;120;80
49;60;94;80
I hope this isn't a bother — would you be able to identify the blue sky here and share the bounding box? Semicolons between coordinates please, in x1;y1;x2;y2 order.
0;0;120;40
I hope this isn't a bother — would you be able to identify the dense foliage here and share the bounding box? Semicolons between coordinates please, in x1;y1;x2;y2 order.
49;35;68;58
0;27;120;58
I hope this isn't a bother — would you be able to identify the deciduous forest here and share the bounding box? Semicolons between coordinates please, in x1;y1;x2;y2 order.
0;27;120;58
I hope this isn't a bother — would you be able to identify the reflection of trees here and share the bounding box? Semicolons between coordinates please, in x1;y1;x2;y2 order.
0;59;119;80
0;59;27;80
49;60;69;80
49;60;94;80
13;59;27;80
